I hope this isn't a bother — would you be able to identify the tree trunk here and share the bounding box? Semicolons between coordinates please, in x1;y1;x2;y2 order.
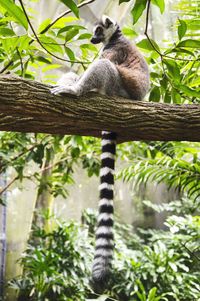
0;75;200;143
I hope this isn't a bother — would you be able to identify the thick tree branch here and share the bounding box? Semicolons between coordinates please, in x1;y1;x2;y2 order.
0;75;199;143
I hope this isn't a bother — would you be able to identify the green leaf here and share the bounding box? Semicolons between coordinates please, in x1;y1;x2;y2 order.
148;287;157;301
58;25;85;35
36;56;52;64
59;0;79;18
160;75;168;90
172;88;181;104
0;0;28;30
122;27;137;37
51;16;78;29
131;0;147;25
77;33;92;40
65;47;75;61
170;48;195;56
178;19;187;40
176;84;200;98
163;59;181;82
152;0;165;14
18;35;31;52
0;27;15;36
0;198;6;206
42;64;61;72
38;18;52;33
149;86;160;102
80;43;97;52
168;262;178;272
65;29;79;42
177;39;200;48
137;38;160;52
39;36;63;54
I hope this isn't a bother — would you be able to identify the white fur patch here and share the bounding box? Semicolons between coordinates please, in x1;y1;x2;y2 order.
99;183;113;191
102;15;116;26
95;237;114;246
100;167;113;177
101;139;115;146
96;226;113;235
57;72;79;86
97;213;113;222
101;152;115;160
99;198;113;207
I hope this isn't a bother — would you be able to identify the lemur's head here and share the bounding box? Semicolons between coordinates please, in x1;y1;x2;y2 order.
91;15;119;45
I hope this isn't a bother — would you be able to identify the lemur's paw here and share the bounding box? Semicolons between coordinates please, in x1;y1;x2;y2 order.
51;85;79;96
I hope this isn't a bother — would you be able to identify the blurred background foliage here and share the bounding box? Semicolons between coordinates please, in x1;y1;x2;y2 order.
0;0;199;300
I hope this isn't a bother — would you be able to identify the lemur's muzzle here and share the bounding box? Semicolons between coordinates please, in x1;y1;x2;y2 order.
91;36;103;44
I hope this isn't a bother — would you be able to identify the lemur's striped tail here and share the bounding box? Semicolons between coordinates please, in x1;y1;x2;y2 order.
92;131;116;291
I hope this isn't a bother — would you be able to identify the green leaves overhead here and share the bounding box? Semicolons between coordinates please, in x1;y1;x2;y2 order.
122;27;137;37
149;86;160;102
59;0;79;18
39;36;63;54
131;0;147;25
178;39;200;48
178;19;187;40
137;38;160;52
0;27;15;36
0;0;28;30
177;84;200;98
163;59;181;82
58;25;85;35
131;0;165;25
64;28;79;42
65;46;75;62
121;141;200;201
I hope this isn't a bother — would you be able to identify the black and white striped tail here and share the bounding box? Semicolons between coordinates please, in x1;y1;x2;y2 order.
92;131;116;291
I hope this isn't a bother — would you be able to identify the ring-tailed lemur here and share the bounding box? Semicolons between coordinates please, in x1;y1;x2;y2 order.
51;15;149;291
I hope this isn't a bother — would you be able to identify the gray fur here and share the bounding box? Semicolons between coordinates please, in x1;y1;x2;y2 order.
51;59;129;98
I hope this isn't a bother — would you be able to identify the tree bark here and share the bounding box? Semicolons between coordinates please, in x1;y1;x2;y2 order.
0;75;199;143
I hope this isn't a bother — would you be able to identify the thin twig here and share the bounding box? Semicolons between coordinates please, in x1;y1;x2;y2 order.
144;0;162;57
0;176;18;195
0;61;13;73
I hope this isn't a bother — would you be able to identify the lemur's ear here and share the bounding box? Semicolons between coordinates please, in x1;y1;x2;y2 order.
102;15;116;28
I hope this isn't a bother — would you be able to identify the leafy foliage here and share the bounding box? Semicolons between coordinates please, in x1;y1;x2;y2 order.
0;0;97;80
0;133;101;205
10;221;93;301
9;209;200;301
120;141;200;201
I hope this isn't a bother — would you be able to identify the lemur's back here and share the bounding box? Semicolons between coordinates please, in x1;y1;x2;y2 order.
101;34;150;100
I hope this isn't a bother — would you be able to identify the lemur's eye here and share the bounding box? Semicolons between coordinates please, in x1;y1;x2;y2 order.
95;26;103;35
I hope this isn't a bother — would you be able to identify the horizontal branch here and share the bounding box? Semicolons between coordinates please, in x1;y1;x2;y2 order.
0;75;200;143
